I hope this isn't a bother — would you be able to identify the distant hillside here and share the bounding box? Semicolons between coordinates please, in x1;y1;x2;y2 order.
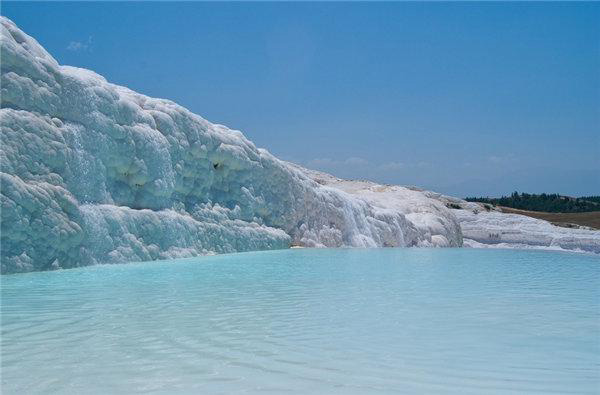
465;192;600;213
497;207;600;230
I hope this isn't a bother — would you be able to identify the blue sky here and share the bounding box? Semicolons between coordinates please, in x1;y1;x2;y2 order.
3;2;599;197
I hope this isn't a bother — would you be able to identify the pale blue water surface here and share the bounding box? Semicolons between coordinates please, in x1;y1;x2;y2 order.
2;248;599;394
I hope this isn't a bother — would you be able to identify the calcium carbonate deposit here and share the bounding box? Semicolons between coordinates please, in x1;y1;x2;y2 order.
1;17;597;273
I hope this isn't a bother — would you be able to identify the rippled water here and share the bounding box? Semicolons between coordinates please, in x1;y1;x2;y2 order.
2;248;599;394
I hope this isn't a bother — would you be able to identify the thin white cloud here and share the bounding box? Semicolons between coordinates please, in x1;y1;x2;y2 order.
307;157;370;168
307;157;433;173
379;161;430;172
67;36;92;52
344;157;369;166
379;161;405;171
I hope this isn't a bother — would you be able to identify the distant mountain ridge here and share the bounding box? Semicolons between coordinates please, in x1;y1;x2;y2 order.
465;192;600;213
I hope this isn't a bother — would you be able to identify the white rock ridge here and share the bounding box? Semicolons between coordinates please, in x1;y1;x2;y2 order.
0;17;463;273
3;18;597;274
456;205;600;254
433;198;600;255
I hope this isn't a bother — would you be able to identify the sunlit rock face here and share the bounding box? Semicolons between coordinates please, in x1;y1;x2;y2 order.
455;207;600;254
0;17;463;273
430;198;600;254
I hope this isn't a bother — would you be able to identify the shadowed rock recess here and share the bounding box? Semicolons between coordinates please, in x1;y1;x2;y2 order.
1;18;464;273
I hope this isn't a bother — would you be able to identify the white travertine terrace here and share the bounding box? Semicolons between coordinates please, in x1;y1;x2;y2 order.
0;17;462;273
1;17;597;273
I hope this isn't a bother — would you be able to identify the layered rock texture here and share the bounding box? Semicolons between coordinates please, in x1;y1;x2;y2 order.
2;18;597;273
1;18;464;273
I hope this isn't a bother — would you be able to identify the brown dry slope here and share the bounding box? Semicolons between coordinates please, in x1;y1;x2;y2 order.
499;207;600;230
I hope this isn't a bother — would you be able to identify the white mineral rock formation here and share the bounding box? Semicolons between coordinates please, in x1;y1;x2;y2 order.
432;197;600;254
1;17;597;273
455;205;600;254
0;17;462;273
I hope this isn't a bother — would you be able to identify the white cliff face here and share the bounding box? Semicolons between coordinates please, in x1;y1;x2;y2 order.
0;18;463;273
455;207;600;254
430;197;600;255
3;18;596;274
298;167;462;248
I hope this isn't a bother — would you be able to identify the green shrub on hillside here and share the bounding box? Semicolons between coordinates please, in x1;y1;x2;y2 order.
465;192;600;213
